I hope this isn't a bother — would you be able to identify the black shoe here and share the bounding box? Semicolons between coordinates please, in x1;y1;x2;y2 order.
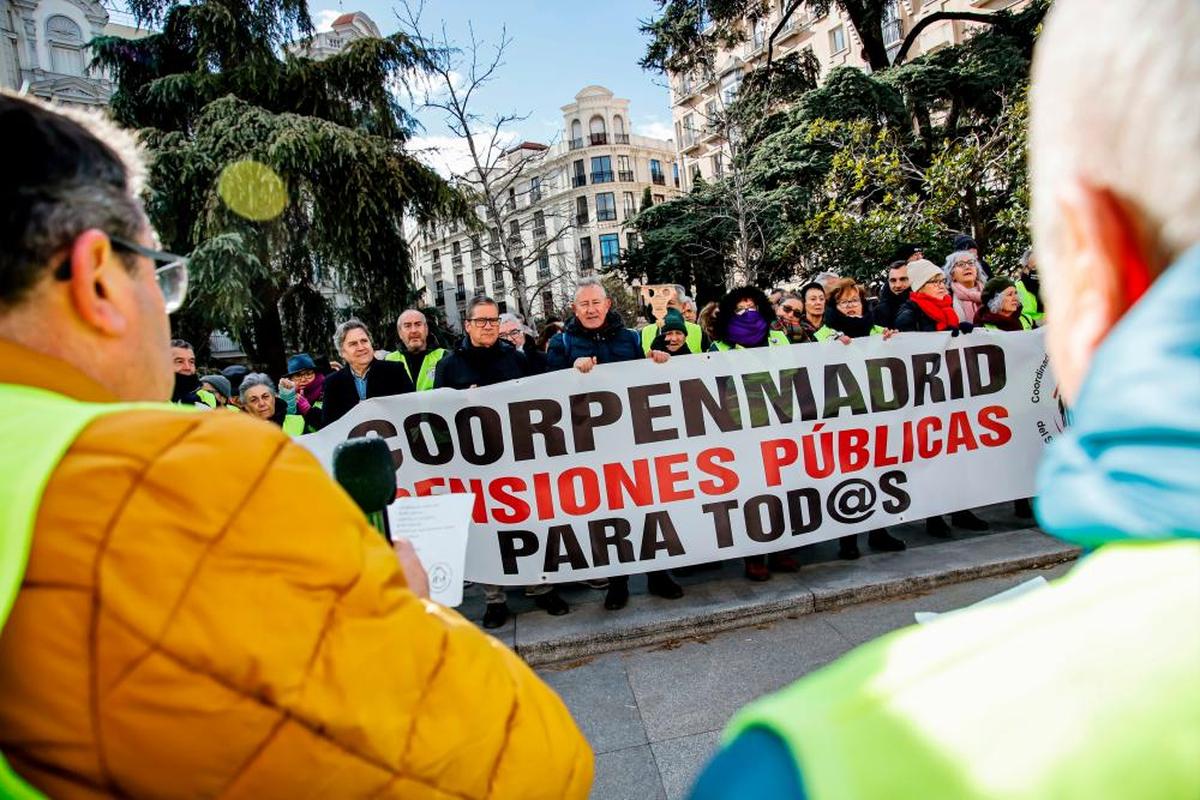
647;573;684;599
838;536;860;560
534;590;569;616
868;529;907;552
604;581;630;610
951;510;991;531
1014;498;1034;519
482;602;509;629
926;516;953;538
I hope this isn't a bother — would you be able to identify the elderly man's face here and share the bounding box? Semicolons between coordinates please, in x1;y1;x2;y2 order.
663;330;686;351
574;285;611;330
397;311;429;351
498;318;525;348
340;327;374;372
171;346;196;375
682;303;697;323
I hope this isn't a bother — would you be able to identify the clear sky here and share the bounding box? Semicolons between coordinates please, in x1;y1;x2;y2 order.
310;0;675;174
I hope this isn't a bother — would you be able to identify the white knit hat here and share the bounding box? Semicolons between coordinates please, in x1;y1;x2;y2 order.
906;259;942;292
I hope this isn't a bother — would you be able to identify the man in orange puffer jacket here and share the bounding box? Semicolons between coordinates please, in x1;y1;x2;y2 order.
0;92;592;798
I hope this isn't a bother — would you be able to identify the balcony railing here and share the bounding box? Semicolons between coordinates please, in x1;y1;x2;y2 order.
572;173;587;188
533;226;547;241
579;257;594;272
589;133;608;146
591;170;614;183
652;174;666;186
435;292;445;304
596;209;617;222
451;256;463;271
618;170;634;182
530;189;542;202
569;137;584;150
455;289;466;301
613;133;630;144
575;212;590;225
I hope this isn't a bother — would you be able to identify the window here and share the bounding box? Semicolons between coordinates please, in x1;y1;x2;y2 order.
542;290;555;316
451;241;460;255
506;187;516;211
579;236;594;270
720;70;742;105
575;195;589;225
435;279;444;300
653;194;665;205
882;1;902;47
712;152;724;178
599;233;621;267
530;176;542;202
589;115;607;145
596;192;616;222
493;264;505;282
650;159;664;186
508;219;521;244
573;159;587;187
623;191;636;218
455;274;465;297
683;114;697;147
570;119;583;149
590;155;613;183
672;162;680;187
691;164;702;181
705;100;718;133
46;15;84;76
537;254;551;277
617;154;633;181
751;17;766;49
532;210;546;239
474;268;485;290
830;25;847;54
431;248;440;262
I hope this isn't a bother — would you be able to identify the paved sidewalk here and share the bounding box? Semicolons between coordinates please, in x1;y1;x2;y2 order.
461;503;1079;665
538;561;1077;800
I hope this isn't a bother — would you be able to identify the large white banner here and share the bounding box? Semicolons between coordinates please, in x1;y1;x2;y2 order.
301;330;1063;585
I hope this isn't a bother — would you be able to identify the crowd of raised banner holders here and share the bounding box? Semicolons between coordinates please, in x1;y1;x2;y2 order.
172;234;1044;629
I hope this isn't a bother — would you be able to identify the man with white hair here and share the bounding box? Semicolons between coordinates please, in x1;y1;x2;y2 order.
547;277;683;609
689;1;1200;796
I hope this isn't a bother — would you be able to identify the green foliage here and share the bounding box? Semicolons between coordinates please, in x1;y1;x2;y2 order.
93;0;467;371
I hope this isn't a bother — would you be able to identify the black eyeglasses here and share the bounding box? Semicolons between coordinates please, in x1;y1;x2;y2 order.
56;234;189;313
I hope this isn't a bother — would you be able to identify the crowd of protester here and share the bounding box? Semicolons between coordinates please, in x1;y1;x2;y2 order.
169;236;1044;629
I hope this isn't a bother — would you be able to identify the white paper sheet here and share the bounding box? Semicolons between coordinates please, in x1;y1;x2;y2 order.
386;494;474;607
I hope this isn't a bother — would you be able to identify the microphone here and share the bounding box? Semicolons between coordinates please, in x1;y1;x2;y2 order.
332;436;397;543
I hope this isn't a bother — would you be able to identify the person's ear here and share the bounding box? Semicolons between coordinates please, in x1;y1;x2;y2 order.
67;229;132;337
1055;181;1154;360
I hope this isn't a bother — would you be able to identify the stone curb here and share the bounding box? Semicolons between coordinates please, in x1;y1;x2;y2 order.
517;529;1080;667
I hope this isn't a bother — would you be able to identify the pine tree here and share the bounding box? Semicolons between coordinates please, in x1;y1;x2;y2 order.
92;0;467;370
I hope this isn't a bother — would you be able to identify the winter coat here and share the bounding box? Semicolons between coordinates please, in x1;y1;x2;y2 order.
321;358;414;426
0;339;593;799
545;312;643;369
434;337;532;389
894;298;942;332
873;288;910;328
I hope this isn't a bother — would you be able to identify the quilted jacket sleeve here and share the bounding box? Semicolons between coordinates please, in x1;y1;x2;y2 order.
4;409;592;799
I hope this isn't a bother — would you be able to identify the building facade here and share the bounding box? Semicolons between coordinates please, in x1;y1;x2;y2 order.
414;85;682;330
286;11;379;61
670;0;1034;190
0;0;147;105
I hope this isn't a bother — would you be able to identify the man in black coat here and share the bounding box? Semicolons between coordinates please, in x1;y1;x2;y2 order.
434;297;567;630
433;299;537;389
321;318;415;426
872;260;912;328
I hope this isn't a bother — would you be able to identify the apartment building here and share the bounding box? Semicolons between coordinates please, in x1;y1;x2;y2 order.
414;85;682;329
670;0;1034;190
0;0;149;106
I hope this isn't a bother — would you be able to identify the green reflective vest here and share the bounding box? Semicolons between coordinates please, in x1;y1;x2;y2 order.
812;325;839;341
0;383;191;800
282;413;305;436
1016;279;1044;326
385;347;446;391
641;320;704;355
710;329;792;351
725;539;1200;799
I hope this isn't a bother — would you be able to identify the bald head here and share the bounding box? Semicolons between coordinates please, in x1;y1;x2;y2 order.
397;308;429;352
1030;0;1200;401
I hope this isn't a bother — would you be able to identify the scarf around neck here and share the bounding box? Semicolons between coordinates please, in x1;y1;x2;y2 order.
826;308;875;338
909;291;960;331
727;310;769;346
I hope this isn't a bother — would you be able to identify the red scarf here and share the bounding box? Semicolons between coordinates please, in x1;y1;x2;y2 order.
909;291;960;331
